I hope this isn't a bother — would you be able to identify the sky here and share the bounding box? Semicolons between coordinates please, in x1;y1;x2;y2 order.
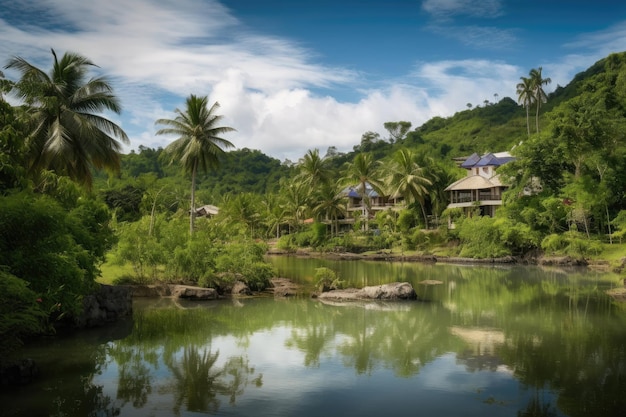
1;0;626;162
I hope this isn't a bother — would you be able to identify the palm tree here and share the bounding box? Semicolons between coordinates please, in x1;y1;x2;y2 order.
156;95;235;235
517;76;534;137
428;162;461;225
280;177;310;233
342;152;384;231
529;67;551;133
5;49;129;188
296;148;331;189
384;148;432;228
261;193;286;239
313;181;346;237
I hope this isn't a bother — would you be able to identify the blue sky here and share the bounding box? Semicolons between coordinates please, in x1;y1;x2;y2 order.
2;0;626;161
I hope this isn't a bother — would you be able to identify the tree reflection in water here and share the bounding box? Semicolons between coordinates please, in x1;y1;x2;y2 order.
8;261;626;417
163;345;261;416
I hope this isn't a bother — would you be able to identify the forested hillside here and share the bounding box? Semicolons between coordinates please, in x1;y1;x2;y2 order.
111;52;625;200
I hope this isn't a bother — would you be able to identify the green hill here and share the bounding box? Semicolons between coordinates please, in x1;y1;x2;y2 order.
112;51;626;197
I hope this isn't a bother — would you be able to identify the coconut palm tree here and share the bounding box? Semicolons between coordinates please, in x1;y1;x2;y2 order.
384;148;432;228
313;181;346;237
5;49;129;188
156;95;235;235
342;152;384;231
296;148;332;189
280;177;310;233
516;76;534;137
529;67;551;133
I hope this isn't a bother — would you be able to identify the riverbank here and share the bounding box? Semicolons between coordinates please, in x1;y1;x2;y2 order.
266;246;620;271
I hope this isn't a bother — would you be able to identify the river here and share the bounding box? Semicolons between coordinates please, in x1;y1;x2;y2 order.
3;257;626;417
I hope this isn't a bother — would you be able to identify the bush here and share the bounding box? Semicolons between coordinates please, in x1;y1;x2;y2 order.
455;215;541;259
242;262;275;291
0;271;47;365
315;267;344;292
402;229;430;252
310;222;328;247
0;192;103;320
397;209;418;233
294;229;315;247
276;234;296;251
541;231;602;259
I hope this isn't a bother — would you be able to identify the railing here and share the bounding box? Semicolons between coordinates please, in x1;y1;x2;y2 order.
347;202;403;210
450;193;501;204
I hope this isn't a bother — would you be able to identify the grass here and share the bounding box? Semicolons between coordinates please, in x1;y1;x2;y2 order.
590;242;626;270
98;255;134;285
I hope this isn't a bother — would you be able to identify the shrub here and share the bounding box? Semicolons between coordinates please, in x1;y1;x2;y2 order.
0;271;47;365
242;262;275;291
0;192;102;320
294;229;315;247
402;229;430;252
310;222;328;247
541;231;602;259
315;267;344;292
397;209;418;233
276;234;296;251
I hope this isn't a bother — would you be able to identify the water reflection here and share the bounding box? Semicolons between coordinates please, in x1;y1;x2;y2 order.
4;261;626;417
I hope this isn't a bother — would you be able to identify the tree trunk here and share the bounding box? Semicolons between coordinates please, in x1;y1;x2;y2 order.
535;101;540;133
190;162;197;236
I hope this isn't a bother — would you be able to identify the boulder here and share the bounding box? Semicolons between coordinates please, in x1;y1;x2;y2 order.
231;281;252;296
318;282;417;301
127;284;171;297
76;284;132;328
270;278;301;297
171;285;218;300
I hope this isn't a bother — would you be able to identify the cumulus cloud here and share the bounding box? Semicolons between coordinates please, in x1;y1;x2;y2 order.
1;0;624;161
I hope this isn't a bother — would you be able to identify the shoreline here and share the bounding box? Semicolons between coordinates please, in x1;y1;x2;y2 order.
266;248;617;271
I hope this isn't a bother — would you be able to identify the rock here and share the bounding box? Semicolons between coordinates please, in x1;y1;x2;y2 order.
539;256;588;266
270;278;301;297
318;282;417;301
76;285;132;328
170;285;218;300
127;284;171;297
232;281;252;296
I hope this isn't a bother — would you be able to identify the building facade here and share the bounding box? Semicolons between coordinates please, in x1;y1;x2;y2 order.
445;152;514;220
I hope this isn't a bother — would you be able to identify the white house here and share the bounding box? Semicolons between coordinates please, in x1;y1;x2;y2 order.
445;152;514;218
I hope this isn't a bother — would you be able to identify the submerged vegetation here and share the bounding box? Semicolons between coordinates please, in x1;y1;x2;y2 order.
2;48;626;362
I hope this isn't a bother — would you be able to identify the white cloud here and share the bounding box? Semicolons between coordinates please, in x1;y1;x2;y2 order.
1;0;625;162
422;0;504;19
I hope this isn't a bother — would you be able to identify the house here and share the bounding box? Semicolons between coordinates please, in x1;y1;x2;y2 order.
194;204;219;218
444;152;514;219
343;182;404;222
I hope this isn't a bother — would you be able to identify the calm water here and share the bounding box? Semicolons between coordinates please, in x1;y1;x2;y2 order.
4;257;626;417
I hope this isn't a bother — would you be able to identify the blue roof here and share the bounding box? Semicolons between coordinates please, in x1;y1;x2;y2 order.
462;152;514;168
344;182;380;198
460;153;481;168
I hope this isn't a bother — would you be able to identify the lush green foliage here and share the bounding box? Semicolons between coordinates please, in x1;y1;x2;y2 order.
314;267;344;292
0;271;47;364
6;49;129;188
112;215;274;291
0;191;114;319
455;215;541;259
2;47;626;363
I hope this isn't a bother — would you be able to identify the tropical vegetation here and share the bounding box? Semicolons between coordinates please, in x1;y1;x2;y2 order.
3;48;626;363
